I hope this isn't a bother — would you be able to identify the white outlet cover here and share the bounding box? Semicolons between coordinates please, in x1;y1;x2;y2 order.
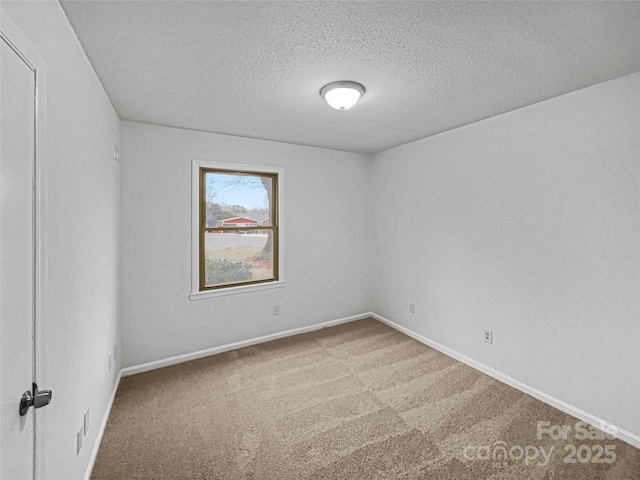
273;305;280;315
84;410;90;436
483;330;493;345
77;429;83;454
409;303;416;314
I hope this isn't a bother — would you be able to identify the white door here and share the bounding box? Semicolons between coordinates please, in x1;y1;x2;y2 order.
1;27;39;480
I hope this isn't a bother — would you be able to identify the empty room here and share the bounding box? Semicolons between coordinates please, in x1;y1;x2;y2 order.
1;1;638;479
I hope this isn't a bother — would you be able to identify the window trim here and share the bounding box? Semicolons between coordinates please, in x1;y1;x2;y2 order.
190;160;285;299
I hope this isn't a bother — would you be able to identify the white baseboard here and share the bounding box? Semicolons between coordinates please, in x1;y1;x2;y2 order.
371;312;640;450
121;312;372;377
84;369;122;480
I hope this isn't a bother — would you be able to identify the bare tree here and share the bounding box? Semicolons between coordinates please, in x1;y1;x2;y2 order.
260;177;273;254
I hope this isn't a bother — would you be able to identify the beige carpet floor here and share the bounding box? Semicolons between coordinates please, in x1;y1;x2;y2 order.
91;318;640;479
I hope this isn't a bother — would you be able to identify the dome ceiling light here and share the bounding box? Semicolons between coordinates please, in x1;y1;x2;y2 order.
320;81;365;110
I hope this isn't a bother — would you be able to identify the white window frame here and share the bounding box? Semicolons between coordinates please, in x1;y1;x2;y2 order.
190;160;285;299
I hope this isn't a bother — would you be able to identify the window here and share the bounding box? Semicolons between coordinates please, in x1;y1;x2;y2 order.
191;161;284;298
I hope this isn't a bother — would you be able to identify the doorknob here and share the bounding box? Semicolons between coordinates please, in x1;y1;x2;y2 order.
19;383;52;416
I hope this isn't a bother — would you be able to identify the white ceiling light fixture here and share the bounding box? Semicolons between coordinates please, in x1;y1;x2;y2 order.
320;81;365;110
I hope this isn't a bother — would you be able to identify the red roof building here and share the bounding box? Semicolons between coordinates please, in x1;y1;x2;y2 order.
216;217;259;227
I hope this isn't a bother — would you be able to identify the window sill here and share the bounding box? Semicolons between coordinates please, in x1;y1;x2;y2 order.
189;280;286;300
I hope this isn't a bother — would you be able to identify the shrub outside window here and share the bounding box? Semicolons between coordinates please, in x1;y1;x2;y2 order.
197;165;280;292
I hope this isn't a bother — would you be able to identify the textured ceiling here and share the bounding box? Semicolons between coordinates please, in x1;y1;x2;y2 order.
59;1;640;154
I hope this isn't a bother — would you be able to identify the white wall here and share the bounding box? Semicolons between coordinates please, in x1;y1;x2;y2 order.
121;121;371;368
371;73;640;438
2;1;121;479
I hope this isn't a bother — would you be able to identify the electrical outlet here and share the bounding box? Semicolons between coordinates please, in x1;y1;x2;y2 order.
77;428;83;454
483;329;493;345
409;303;416;314
84;409;90;436
273;305;280;316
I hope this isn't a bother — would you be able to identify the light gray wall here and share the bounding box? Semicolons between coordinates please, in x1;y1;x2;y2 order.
371;72;640;438
120;121;372;368
2;1;121;479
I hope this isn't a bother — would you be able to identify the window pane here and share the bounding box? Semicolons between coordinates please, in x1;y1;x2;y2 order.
204;172;272;228
203;231;275;288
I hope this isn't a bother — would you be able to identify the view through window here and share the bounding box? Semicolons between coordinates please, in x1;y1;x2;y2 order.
199;168;279;290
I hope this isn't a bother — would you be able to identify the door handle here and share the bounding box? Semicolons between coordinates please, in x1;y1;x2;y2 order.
19;383;52;416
